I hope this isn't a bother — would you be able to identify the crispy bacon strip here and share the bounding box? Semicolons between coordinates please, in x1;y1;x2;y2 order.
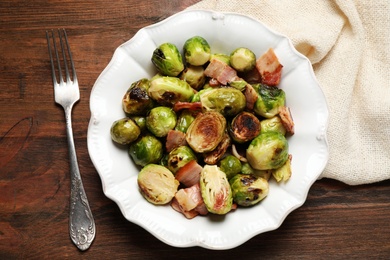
173;101;202;112
204;58;237;85
165;129;187;153
256;48;283;86
279;106;295;135
175;160;202;187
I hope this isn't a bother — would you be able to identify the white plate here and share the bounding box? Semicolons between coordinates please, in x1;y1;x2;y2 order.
87;10;329;250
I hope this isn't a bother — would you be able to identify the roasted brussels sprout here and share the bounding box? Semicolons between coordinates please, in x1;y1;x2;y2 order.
228;79;247;92
200;87;246;117
151;42;184;77
149;76;194;106
190;86;212;103
260;116;286;135
122;78;154;116
146;106;177;138
229;111;261;143
219;155;242;180
183;36;211;66
175;110;196;133
137;164;179;205
110;118;141;145
272;154;292;182
229;174;269;206
253;84;286;118
129;135;163;166
200;165;233;214
186;111;226;153
180;65;206;90
167;146;197;174
246;131;289;170
130;116;147;132
210;53;230;65
240;162;272;180
230;47;256;73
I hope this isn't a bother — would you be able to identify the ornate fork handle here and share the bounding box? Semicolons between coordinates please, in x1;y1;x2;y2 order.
65;106;96;251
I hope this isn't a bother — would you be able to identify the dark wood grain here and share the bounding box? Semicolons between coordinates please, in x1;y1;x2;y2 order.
1;0;389;259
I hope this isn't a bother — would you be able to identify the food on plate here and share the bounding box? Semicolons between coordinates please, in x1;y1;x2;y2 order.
229;174;269;206
230;47;256;73
110;117;141;145
122;78;154;116
151;42;184;77
137;164;179;205
110;35;295;218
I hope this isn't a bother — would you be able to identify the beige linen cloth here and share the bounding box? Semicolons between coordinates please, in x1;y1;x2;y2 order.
188;0;390;185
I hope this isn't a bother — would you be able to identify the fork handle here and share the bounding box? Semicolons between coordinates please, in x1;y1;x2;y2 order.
64;106;96;251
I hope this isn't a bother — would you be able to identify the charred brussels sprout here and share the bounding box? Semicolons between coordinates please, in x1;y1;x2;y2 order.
175;110;196;133
137;164;179;205
219;155;242;180
146;106;177;138
183;36;211;66
110;118;141;145
246;131;289;170
149;76;194;106
200;87;246;117
180;65;206;90
129;135;163;167
229;174;269;206
230;47;256;73
253;84;286;118
186;111;226;153
200;165;233;214
151;42;184;76
122;78;154;116
229;111;261;143
167;146;197;174
260;116;286;135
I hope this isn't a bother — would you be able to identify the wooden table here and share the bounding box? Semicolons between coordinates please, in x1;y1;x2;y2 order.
1;0;389;258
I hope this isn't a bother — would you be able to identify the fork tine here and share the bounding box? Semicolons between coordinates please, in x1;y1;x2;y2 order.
58;28;71;83
46;30;58;86
62;29;77;83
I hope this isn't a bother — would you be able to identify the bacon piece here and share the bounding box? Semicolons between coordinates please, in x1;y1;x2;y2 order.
203;132;231;165
204;58;237;85
208;78;221;87
171;183;206;219
175;160;202;187
244;83;258;111
165;130;187;153
241;67;262;84
173;101;202;112
256;48;283;86
279;106;295;135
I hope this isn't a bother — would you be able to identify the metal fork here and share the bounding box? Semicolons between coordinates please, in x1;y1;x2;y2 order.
46;28;95;251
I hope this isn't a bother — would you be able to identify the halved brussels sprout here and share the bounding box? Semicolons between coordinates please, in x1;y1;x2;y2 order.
229;174;269;206
186;111;226;153
137;164;179;205
246;131;289;170
200;87;246;117
175;110;196;133
183;36;211;66
122;78;154;116
146;106;177;137
230;47;256;73
229;111;261;143
129;135;163;166
219;155;242;180
200;165;233;214
167;146;197;174
149;76;194;106
180;65;206;90
253;83;286;118
110;118;141;145
272;154;292;182
151;42;184;76
260;116;286;135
